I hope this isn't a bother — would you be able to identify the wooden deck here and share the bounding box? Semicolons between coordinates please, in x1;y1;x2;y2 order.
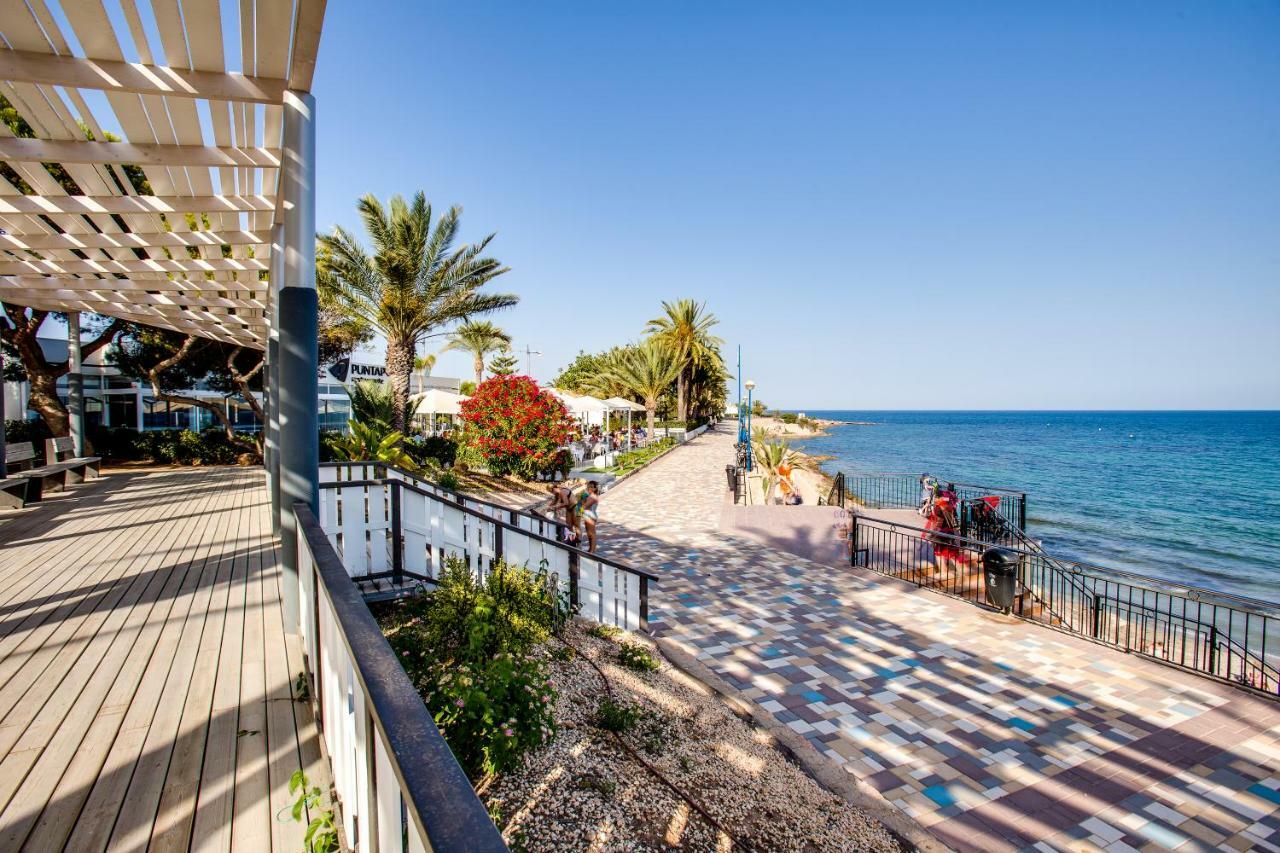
0;466;328;851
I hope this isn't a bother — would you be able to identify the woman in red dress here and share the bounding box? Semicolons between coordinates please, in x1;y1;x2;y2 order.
924;493;962;574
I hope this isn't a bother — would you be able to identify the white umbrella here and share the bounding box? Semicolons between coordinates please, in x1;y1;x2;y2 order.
414;388;469;432
603;397;644;449
552;391;608;425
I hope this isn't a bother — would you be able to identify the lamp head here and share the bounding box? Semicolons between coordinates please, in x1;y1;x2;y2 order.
745;379;756;391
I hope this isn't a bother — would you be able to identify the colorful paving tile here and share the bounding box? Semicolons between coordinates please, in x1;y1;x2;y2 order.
598;424;1280;853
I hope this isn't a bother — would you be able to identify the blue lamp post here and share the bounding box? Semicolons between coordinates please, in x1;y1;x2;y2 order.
744;379;756;471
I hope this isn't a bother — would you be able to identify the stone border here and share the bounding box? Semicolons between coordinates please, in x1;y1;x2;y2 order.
652;635;947;853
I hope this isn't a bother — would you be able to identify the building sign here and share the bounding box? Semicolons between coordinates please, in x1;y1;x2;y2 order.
322;358;387;384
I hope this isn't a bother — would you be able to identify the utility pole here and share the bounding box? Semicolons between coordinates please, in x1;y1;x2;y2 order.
524;345;543;377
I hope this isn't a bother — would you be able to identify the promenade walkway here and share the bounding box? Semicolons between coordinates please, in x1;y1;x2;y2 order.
599;424;1280;852
0;467;327;851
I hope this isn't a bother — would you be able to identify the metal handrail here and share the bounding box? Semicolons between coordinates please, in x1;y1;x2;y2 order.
321;460;569;536
852;513;1279;695
846;471;1026;496
862;514;1280;619
294;503;506;852
389;476;660;582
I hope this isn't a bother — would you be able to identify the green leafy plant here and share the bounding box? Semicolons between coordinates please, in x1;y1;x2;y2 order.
617;642;660;672
586;623;622;641
333;420;422;472
593;698;645;733
381;556;571;779
286;770;340;853
573;774;617;798
437;470;460;492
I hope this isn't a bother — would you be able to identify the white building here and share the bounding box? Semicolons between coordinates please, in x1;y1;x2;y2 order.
3;339;459;433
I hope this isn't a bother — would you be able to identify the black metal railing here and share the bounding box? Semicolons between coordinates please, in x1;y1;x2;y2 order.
725;464;746;504
841;472;1027;531
850;515;1279;697
819;472;846;507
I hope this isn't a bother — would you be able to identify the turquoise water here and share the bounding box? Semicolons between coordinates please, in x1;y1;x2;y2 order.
790;411;1280;602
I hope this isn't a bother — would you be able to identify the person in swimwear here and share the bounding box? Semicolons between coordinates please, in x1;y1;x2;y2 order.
577;480;601;552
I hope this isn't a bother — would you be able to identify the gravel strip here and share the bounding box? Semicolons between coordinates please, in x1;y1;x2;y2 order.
484;622;901;852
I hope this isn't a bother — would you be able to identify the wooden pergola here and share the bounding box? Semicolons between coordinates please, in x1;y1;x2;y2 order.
1;0;326;621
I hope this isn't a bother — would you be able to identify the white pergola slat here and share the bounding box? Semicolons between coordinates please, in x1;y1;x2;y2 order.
0;138;282;168
0;229;271;251
0;0;327;350
0;49;289;104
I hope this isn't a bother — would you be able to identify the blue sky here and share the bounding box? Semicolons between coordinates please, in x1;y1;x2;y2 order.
313;2;1279;410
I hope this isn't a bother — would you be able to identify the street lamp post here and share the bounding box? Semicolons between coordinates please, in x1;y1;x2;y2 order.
744;379;756;472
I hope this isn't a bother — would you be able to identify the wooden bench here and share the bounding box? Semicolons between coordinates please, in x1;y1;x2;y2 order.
4;438;102;502
0;472;33;510
5;443;49;502
45;436;102;483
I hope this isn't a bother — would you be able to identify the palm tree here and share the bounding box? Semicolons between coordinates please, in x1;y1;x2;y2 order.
645;299;724;422
599;339;681;435
318;192;517;431
751;429;817;504
442;320;512;385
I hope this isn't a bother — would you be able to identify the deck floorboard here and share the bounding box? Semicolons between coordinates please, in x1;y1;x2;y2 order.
0;467;326;851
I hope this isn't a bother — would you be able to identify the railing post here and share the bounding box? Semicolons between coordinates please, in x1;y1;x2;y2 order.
850;516;859;567
390;480;403;586
1019;494;1027;531
568;550;580;610
639;576;649;631
1207;625;1219;675
1091;595;1102;639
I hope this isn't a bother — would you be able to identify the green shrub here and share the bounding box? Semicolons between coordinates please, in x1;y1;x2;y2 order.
382;556;572;779
405;435;458;467
593;698;645;733
586;623;622;641
617;642;659;672
319;430;344;462
437;470;459;492
5;418;51;445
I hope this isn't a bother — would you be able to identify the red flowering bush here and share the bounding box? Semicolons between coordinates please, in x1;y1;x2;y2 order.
459;375;574;479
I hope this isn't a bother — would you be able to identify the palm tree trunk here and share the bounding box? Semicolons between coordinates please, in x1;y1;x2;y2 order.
646;406;657;437
474;355;484;386
386;336;414;433
676;370;688;423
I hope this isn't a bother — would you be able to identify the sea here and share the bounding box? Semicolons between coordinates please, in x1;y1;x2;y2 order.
790;411;1280;603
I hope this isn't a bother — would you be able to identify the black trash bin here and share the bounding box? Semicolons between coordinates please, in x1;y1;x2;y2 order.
725;464;738;492
982;547;1019;613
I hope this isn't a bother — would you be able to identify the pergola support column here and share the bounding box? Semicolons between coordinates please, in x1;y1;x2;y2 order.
266;223;283;535
277;90;318;629
67;312;84;457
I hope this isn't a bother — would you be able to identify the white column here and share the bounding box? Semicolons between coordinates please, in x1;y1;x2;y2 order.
135;386;144;431
267;223;283;535
277;89;318;629
68;312;84;456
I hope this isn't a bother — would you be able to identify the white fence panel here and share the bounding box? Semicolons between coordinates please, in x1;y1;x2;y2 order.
578;556;642;630
401;486;430;578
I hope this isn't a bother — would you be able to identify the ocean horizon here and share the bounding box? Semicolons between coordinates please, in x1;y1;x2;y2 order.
787;410;1280;603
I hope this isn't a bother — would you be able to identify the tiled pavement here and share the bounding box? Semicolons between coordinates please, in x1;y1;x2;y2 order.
597;424;1280;852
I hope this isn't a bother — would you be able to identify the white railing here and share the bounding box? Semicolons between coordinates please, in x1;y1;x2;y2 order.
294;503;505;852
318;462;656;631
